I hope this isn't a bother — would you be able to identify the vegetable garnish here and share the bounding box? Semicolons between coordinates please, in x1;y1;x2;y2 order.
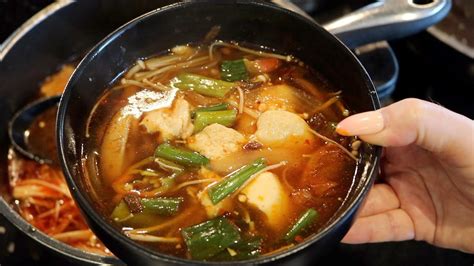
220;59;249;82
194;109;237;132
182;217;241;260
208;158;267;204
111;196;184;221
210;236;262;261
141;197;183;216
283;208;319;242
155;142;209;167
171;73;235;98
192;103;229;118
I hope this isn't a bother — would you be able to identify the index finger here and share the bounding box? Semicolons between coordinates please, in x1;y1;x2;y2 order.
336;98;473;168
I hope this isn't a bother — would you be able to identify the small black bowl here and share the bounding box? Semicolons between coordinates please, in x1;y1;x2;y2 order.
58;1;381;265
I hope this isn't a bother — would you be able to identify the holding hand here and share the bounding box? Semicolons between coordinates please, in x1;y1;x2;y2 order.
337;98;474;253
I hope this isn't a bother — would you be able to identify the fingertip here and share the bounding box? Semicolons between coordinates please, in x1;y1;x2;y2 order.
336;111;384;136
335;125;350;136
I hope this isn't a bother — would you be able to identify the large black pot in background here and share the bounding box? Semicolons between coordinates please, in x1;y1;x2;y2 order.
0;1;177;265
0;0;459;265
57;1;380;265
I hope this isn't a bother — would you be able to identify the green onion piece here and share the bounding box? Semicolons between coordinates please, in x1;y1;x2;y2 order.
283;208;319;242
112;196;183;220
208;158;266;204
111;201;168;227
210;236;262;261
194;103;229;113
172;73;235;98
141;197;183;216
220;59;249;82
111;200;131;221
194;109;237;133
182;217;241;260
191;103;229;118
155;142;209;167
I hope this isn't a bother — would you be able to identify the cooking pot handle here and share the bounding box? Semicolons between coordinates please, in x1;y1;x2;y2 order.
272;0;400;99
270;0;315;20
323;0;452;48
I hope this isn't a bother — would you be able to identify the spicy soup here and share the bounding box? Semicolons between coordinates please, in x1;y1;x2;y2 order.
84;42;360;261
8;65;111;255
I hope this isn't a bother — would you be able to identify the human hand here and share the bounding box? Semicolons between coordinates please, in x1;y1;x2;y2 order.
336;98;474;253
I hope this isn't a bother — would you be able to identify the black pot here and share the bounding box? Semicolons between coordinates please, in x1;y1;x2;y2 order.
57;1;380;265
0;1;177;265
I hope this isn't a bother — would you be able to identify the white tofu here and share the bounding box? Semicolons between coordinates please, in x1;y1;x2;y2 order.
241;172;289;229
196;167;233;218
140;98;194;140
188;124;246;160
198;190;233;218
255;110;314;148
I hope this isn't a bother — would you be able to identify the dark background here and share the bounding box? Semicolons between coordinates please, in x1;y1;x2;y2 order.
1;0;473;265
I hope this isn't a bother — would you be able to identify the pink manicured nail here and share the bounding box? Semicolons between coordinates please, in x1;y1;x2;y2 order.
336;110;384;136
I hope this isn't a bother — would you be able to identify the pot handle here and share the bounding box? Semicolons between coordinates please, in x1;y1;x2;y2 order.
323;0;452;48
270;0;315;20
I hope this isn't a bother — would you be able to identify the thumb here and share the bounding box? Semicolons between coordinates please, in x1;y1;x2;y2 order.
336;98;474;168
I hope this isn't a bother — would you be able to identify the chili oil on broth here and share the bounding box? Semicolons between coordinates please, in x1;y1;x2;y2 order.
84;42;359;261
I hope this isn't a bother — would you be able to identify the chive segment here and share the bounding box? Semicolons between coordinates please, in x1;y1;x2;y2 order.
111;196;183;220
220;59;249;82
155;142;209;167
194;109;237;132
182;217;241;260
141;197;183;216
283;208;319;242
172;73;235;98
210;236;262;261
208;158;266;204
193;103;229;115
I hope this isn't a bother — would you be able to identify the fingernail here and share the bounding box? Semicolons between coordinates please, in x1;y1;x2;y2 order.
336;110;384;136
